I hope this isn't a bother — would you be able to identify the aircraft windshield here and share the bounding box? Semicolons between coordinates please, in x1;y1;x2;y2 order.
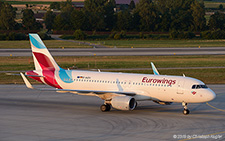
192;85;208;89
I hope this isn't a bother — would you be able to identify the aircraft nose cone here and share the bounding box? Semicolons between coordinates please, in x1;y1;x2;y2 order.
207;89;216;101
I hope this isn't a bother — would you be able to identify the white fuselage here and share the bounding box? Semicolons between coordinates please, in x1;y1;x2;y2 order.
54;70;216;103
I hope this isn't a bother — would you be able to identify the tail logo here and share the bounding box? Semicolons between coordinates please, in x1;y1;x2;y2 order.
33;52;54;70
29;34;46;49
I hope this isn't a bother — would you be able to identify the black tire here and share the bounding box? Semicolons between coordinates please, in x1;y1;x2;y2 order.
100;104;107;112
100;104;111;112
183;109;190;115
135;102;138;108
105;104;111;111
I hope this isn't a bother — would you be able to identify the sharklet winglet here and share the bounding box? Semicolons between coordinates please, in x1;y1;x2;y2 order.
151;62;160;75
20;72;34;89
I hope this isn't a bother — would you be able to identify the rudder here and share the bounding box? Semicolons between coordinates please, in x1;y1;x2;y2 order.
29;34;60;71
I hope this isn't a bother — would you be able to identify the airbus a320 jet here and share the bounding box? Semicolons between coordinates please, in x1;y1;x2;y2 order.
20;34;216;115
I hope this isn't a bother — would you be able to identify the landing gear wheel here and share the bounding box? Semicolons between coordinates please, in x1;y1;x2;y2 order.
182;102;190;115
100;104;107;112
183;109;190;115
100;104;111;112
106;104;111;111
135;102;138;108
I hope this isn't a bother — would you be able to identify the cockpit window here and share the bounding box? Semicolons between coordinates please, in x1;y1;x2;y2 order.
192;84;208;89
196;85;201;89
200;85;208;88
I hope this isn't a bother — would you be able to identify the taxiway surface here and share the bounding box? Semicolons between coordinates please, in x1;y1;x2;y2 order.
0;85;224;141
1;47;225;56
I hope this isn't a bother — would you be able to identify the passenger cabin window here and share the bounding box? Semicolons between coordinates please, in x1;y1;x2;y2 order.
192;84;208;89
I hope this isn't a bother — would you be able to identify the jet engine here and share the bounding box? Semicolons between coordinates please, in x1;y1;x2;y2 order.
153;100;173;105
111;96;136;110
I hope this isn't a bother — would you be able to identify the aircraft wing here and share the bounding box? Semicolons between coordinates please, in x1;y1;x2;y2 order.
55;89;136;96
20;73;136;96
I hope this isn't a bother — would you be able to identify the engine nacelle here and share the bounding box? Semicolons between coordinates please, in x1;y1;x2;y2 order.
153;100;173;105
111;96;136;110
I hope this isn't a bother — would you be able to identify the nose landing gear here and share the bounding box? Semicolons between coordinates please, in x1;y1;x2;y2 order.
182;102;190;115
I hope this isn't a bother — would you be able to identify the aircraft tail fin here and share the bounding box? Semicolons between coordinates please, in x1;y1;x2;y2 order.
29;34;60;71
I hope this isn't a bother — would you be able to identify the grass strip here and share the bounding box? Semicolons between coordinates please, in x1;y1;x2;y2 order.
87;39;225;48
0;40;91;49
1;55;225;84
1;39;225;49
204;1;225;8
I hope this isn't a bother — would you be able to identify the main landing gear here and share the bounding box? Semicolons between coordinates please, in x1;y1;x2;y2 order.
182;102;190;115
100;104;111;112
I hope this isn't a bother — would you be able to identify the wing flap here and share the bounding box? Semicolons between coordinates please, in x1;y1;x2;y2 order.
45;88;136;96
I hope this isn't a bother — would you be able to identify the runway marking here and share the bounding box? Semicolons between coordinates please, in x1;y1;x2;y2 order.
204;92;225;112
206;102;225;112
179;93;225;141
179;130;225;141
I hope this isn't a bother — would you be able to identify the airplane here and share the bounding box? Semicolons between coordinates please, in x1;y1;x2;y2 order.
20;33;216;115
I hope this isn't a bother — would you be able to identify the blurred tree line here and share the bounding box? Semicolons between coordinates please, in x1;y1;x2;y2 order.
0;1;42;30
48;0;225;33
1;0;225;39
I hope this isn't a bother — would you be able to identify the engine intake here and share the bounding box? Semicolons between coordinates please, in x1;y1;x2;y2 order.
111;96;136;110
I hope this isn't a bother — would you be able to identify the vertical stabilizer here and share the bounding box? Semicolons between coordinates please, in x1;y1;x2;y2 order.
29;34;60;71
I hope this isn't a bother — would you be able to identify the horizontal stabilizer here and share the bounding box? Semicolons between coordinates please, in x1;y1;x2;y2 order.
6;73;44;77
25;74;44;77
6;73;22;76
